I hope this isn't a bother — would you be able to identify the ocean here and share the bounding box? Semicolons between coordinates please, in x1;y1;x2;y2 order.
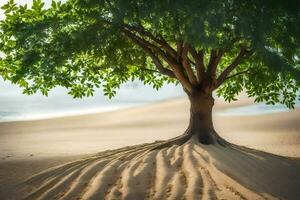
0;79;184;122
1;78;299;122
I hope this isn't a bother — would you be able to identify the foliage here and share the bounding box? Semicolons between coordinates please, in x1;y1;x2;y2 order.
0;0;299;107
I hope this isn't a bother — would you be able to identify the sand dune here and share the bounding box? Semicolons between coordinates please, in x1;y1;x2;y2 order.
1;97;299;160
15;137;300;200
0;97;300;199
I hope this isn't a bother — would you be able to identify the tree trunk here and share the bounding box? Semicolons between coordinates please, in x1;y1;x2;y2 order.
185;89;216;144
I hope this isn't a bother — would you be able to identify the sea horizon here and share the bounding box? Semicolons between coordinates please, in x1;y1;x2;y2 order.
0;78;185;122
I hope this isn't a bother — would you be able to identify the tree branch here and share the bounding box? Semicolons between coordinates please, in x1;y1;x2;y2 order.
225;69;251;80
122;29;193;92
182;43;198;85
188;45;205;83
123;24;177;59
176;39;183;62
216;47;252;87
207;49;223;77
123;28;166;60
122;30;175;78
122;26;180;67
140;67;164;74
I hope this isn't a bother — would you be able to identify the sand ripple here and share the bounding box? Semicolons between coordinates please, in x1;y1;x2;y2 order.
16;137;300;200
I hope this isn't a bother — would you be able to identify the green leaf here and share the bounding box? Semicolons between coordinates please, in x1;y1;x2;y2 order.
0;0;298;109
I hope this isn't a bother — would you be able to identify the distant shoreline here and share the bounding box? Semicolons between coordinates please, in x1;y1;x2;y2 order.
0;96;186;123
0;102;143;123
0;97;299;199
1;96;299;123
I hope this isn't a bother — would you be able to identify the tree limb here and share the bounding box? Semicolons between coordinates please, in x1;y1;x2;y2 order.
176;39;183;62
207;49;223;77
182;43;198;85
140;67;165;74
188;45;205;83
122;29;193;92
122;30;175;78
225;69;251;80
216;47;252;87
123;24;177;59
122;26;179;67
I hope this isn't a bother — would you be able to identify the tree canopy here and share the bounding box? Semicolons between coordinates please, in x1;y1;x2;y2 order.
0;0;299;107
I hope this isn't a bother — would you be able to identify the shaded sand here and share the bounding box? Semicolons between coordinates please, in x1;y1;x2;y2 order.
14;138;300;200
0;155;86;198
0;97;300;199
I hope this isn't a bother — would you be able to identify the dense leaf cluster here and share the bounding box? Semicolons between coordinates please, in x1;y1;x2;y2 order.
0;0;299;107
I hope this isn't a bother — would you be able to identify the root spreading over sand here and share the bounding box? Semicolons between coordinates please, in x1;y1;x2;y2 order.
16;136;300;200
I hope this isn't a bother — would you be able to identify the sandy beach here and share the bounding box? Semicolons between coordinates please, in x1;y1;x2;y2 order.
0;97;299;199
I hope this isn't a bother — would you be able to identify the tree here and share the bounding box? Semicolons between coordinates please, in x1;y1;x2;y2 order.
0;0;299;144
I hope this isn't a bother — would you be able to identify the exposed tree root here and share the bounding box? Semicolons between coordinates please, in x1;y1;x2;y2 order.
14;135;300;200
150;133;192;150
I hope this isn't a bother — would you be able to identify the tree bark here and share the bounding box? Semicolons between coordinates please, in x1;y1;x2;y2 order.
185;88;216;144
